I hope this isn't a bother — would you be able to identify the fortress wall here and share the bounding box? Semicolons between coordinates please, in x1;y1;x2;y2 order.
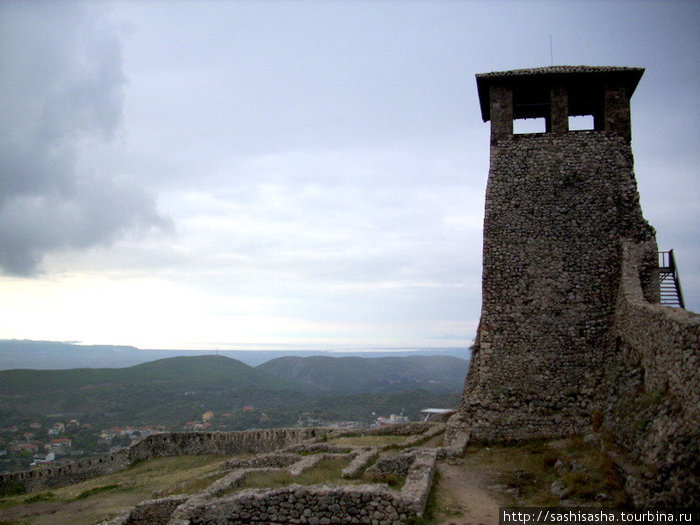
0;427;323;494
605;241;700;506
615;242;699;421
127;428;321;462
326;421;433;439
0;448;132;494
449;131;655;443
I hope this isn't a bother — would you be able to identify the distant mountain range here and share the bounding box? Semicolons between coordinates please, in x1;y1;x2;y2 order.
0;355;294;395
0;339;470;369
258;355;467;395
0;354;468;429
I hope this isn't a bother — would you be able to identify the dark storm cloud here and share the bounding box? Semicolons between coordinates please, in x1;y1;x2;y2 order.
0;3;168;276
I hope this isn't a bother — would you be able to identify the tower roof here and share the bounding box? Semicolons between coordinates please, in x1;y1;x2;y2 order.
476;65;644;122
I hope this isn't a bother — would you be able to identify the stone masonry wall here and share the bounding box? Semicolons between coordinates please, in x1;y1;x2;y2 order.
327;422;433;438
171;483;415;525
99;426;439;525
0;448;133;494
603;241;700;506
128;428;321;462
162;448;438;525
3;424;441;523
0;427;322;494
447;131;656;444
365;452;415;478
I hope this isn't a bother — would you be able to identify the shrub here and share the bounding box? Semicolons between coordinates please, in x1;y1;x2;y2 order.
23;491;55;503
0;483;25;497
74;484;120;500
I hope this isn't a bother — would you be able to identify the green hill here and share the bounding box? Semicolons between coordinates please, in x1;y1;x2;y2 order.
0;355;463;434
0;339;471;369
0;356;304;428
256;355;468;394
0;355;295;395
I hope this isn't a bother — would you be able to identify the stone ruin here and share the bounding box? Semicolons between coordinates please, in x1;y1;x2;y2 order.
0;423;443;524
446;66;699;506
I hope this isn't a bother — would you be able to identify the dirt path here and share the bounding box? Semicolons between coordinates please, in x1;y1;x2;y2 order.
432;459;501;525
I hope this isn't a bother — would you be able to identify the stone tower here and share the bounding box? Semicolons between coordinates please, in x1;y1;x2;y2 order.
446;66;659;445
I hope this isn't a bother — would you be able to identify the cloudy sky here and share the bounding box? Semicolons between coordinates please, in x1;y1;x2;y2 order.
0;1;697;351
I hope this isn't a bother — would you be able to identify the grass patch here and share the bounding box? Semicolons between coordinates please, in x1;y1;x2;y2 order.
419;432;444;448
559;437;627;505
162;471;227;496
22;492;55;504
462;438;560;505
236;456;352;492
362;471;405;489
328;435;408;448
462;437;628;507
0;484;25;498
0;455;229;525
73;484;120;500
232;453;408;494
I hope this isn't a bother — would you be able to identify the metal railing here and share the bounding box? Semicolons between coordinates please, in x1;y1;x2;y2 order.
658;250;685;308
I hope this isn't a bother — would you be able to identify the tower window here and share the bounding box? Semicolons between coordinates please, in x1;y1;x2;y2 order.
569;115;594;131
514;117;546;134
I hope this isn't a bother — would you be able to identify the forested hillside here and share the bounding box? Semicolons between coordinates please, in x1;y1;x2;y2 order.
257;355;468;394
0;354;464;472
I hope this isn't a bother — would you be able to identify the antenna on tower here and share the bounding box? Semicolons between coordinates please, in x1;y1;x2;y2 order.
549;34;554;65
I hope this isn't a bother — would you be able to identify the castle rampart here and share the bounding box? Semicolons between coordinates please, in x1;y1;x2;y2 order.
605;240;699;506
128;428;321;462
0;427;322;494
0;448;133;494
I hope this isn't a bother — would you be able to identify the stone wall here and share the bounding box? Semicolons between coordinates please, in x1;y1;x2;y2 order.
118;495;190;525
222;453;303;470
0;427;323;493
3;424;441;523
603;241;700;506
366;452;415;478
0;448;132;494
328;422;433;438
128;428;321;462
341;448;378;479
96;425;439;525
170;484;415;525
122;448;438;525
447;131;655;444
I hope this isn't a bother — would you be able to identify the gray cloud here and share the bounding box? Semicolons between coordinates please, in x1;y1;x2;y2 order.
0;1;697;348
0;3;169;276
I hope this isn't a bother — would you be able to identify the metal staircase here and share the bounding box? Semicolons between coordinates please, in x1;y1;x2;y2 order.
658;250;685;308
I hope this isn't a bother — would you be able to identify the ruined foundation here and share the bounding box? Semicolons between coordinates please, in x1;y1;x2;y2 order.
1;424;442;524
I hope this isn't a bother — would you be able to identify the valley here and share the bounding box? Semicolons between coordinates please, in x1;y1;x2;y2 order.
0;353;466;474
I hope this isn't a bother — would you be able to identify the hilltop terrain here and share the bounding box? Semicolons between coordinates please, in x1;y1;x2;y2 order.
0;429;632;525
0;340;470;369
0;354;464;473
258;355;467;394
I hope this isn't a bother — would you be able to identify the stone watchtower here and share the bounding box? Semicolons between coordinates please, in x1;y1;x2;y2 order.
446;66;658;445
